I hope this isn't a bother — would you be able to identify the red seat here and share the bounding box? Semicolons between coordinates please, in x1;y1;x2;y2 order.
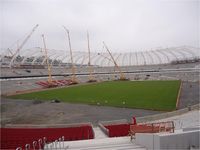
1;125;94;149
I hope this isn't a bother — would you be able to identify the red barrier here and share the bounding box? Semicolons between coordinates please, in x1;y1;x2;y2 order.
103;121;174;138
1;125;94;150
129;121;175;137
104;124;131;137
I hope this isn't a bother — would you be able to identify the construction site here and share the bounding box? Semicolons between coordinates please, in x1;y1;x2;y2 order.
0;23;199;150
1;0;200;149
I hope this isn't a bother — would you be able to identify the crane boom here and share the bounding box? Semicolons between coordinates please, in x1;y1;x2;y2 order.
9;24;39;67
7;48;13;56
63;26;78;84
87;31;96;82
103;42;126;80
87;31;91;66
41;34;53;83
98;53;113;63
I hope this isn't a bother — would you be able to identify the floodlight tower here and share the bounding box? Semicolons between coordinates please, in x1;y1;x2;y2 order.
87;31;97;82
63;26;78;84
103;42;128;81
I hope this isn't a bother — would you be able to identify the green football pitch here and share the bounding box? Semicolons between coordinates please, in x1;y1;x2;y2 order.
10;80;181;111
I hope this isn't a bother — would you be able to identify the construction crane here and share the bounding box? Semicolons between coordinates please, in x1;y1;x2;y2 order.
7;48;14;56
9;24;39;68
41;34;54;86
63;26;78;84
97;49;116;81
103;42;128;81
87;31;97;82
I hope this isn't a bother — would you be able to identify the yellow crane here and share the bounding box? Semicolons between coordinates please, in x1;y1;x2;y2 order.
63;26;78;84
103;42;128;81
9;24;39;68
41;34;54;85
87;31;97;82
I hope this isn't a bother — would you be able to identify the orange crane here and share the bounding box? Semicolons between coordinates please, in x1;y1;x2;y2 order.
103;42;128;81
41;34;55;86
63;26;78;84
87;31;97;82
9;24;39;68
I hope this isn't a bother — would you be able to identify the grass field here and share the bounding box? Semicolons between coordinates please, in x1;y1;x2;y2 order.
10;80;181;111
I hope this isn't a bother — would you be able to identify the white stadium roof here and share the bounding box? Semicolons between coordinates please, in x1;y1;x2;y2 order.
1;46;199;67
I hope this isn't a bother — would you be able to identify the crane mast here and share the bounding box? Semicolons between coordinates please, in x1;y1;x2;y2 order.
63;26;78;84
87;31;96;82
9;24;39;68
98;46;115;80
41;34;53;84
103;42;127;80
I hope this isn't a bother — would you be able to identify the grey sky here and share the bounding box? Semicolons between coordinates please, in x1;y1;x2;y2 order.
1;0;199;53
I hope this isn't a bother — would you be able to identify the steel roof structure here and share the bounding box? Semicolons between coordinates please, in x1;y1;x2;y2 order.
1;46;199;67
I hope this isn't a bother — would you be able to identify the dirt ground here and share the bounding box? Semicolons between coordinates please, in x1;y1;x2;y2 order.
1;98;163;126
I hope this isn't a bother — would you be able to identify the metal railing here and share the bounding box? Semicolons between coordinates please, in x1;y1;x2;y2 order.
16;136;68;150
44;136;69;150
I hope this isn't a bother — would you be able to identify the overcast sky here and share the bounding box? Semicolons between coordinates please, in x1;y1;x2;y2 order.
0;0;199;53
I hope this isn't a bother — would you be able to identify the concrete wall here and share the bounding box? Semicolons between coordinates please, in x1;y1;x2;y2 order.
136;130;200;150
137;103;200;123
158;130;199;149
135;133;155;149
183;126;200;132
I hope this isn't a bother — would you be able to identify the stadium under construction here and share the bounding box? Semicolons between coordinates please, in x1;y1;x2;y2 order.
0;25;200;150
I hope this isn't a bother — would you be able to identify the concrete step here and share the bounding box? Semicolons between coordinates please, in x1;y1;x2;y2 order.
45;137;146;150
93;127;108;139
